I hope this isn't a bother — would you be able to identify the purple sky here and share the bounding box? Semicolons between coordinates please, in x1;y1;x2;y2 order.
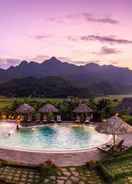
0;0;132;68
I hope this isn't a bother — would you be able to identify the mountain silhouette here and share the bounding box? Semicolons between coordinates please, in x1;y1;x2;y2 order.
0;57;132;96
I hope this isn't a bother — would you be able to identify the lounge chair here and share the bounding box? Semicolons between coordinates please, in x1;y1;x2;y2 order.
97;139;127;154
115;140;128;151
36;114;41;123
57;115;62;123
85;116;90;123
75;115;81;123
50;117;55;123
27;115;32;123
43;115;47;123
97;147;111;154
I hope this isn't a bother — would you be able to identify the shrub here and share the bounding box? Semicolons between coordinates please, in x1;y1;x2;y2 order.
40;160;58;178
86;160;97;170
96;163;113;183
121;114;132;125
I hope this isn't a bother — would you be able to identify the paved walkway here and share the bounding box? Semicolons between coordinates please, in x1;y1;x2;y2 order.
0;165;40;184
0;164;105;184
42;166;105;184
114;176;132;184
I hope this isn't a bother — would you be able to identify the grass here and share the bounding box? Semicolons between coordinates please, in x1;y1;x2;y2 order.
0;96;64;110
0;94;131;110
0;97;14;110
97;147;132;183
96;94;132;100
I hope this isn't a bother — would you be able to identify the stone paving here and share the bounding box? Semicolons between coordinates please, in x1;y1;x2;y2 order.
0;165;105;184
113;176;132;184
0;165;40;184
0;160;131;183
41;166;105;184
124;176;132;184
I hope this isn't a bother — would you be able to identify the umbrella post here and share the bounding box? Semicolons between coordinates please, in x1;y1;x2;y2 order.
113;133;116;146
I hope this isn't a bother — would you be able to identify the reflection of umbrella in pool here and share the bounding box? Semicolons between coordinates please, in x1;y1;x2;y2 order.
96;115;132;146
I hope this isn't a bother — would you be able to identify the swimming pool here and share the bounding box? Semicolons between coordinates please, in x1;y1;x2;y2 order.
0;122;111;151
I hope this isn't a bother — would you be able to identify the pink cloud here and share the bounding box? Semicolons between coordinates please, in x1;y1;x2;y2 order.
66;12;119;24
82;13;119;24
81;35;132;44
98;46;121;55
34;34;52;40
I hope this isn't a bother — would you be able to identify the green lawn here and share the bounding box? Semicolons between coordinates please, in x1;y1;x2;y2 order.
97;147;132;183
0;97;14;110
0;94;127;110
0;94;132;111
0;97;64;111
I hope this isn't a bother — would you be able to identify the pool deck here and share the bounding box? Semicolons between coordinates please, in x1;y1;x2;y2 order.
0;147;105;167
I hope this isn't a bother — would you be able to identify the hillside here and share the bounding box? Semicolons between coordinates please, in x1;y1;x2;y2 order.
0;57;132;85
0;77;81;97
0;76;131;97
0;57;132;97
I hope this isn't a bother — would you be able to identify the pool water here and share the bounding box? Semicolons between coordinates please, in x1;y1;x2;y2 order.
0;122;111;151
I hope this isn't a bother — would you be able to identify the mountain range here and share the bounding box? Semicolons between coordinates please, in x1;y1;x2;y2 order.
0;57;132;97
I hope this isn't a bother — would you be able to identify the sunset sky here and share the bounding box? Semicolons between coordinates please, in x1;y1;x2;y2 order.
0;0;132;68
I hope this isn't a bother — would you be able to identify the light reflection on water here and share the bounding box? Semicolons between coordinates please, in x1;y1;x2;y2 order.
0;123;111;150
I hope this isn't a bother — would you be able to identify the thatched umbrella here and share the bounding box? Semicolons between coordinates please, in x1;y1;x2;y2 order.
39;104;59;122
73;103;93;113
96;115;132;146
39;104;58;113
16;103;35;113
73;103;93;122
16;103;35;122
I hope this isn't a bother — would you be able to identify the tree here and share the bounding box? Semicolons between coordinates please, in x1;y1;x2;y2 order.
95;98;114;121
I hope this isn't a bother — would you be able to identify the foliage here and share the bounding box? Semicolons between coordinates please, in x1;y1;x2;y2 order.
120;114;132;125
86;160;97;170
96;147;132;183
94;98;114;121
0;77;81;98
96;163;113;183
59;100;77;120
0;96;131;122
40;160;58;178
88;97;96;109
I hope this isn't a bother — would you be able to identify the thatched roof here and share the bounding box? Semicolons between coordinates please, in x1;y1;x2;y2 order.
96;115;132;135
16;103;35;113
73;103;93;113
115;98;132;114
39;104;59;113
